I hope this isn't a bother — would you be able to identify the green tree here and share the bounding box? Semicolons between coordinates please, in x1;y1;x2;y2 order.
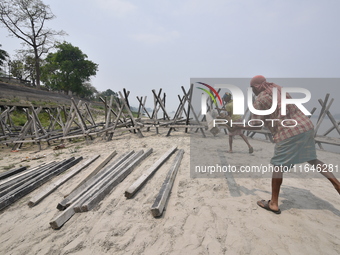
0;0;66;87
0;44;9;72
24;55;36;84
10;60;24;80
100;89;118;98
95;89;119;102
81;82;98;100
10;55;35;83
41;42;98;96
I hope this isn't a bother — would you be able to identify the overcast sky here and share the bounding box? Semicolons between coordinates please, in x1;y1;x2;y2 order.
1;0;340;113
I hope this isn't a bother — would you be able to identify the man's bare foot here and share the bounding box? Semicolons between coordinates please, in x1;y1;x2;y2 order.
227;150;233;153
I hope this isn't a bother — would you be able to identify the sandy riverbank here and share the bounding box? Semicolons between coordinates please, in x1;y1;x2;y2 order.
0;129;339;255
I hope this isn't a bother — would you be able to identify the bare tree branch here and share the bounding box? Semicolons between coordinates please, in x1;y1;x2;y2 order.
0;0;67;87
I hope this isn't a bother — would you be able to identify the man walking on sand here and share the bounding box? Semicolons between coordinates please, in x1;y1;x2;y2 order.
233;75;340;214
220;92;253;154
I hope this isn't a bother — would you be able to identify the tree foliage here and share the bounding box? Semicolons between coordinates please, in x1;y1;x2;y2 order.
0;44;9;72
82;82;99;100
0;0;66;87
9;60;24;80
99;89;118;98
41;42;98;98
10;55;35;83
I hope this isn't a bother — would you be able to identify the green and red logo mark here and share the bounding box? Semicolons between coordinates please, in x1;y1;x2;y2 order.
196;82;222;107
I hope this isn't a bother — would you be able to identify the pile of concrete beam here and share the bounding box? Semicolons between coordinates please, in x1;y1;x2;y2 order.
0;157;83;211
50;148;153;229
123;146;184;217
0;145;185;228
28;155;100;207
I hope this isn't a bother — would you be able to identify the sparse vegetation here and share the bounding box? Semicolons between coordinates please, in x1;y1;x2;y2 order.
68;145;81;154
11;109;27;126
69;138;84;144
53;150;64;157
3;164;15;170
10;97;20;103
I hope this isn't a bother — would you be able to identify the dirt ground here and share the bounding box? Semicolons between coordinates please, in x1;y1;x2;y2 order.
0;81;93;107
